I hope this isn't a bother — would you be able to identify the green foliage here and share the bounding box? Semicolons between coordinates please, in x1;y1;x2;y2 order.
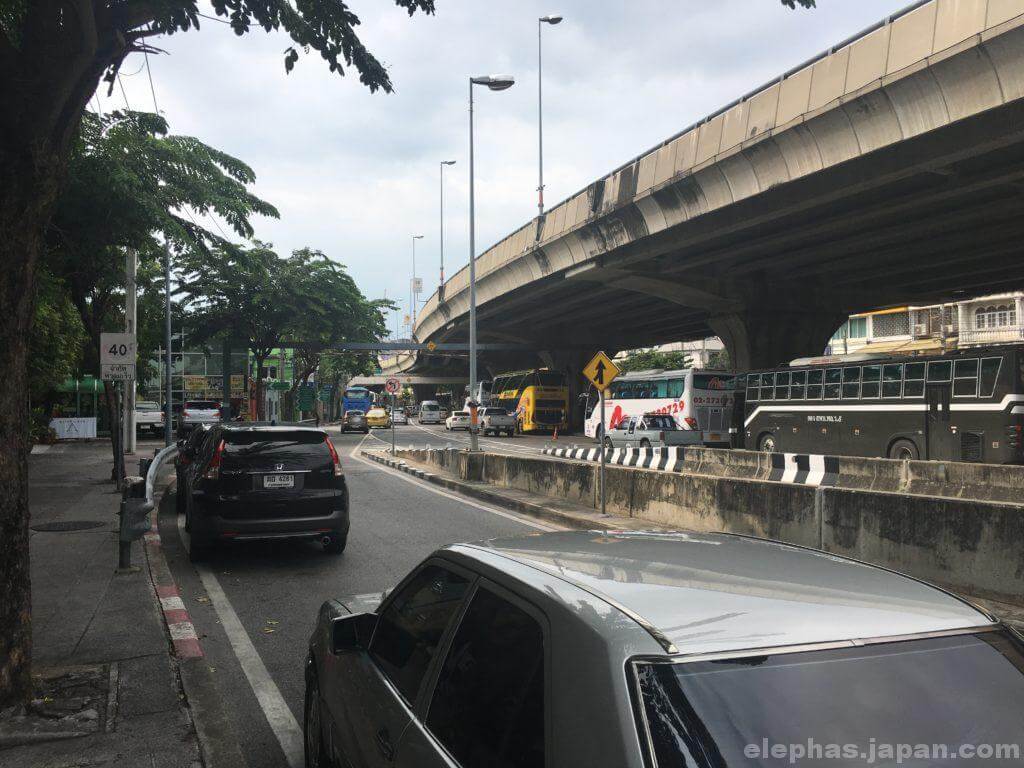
618;349;693;374
28;269;86;402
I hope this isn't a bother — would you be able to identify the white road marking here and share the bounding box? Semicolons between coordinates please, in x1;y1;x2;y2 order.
175;514;304;768
406;421;547;456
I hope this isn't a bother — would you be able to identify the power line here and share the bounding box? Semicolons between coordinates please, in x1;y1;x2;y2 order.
143;45;159;113
197;11;231;24
117;74;131;110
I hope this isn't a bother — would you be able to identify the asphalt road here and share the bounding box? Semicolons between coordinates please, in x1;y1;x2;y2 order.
160;428;560;768
358;419;595;456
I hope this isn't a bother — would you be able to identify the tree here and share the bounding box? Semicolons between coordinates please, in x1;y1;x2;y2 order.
28;268;86;408
618;349;694;374
0;0;434;707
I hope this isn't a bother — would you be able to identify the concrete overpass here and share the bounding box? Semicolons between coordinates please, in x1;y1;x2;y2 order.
388;0;1024;383
347;373;467;403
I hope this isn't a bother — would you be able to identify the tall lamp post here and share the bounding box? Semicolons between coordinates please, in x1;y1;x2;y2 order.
410;234;424;329
537;14;563;222
439;160;456;300
468;74;515;452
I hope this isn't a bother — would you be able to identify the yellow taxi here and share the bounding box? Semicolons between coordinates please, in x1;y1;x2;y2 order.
365;407;391;429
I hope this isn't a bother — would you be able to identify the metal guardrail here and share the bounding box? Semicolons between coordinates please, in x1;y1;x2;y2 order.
117;443;178;571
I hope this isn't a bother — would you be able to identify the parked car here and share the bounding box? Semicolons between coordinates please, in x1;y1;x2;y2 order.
174;425;210;514
390;408;408;426
407;404;420;417
365;407;391;429
445;410;471;431
134;400;165;435
177;399;221;437
341;410;369;433
305;530;1017;768
182;424;349;561
602;412;702;449
479;406;515;437
418;401;442;425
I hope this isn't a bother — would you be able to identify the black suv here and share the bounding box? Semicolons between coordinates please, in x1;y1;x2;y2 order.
183;425;349;561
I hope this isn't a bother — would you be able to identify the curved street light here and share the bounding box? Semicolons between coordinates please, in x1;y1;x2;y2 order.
538;14;564;222
439;160;456;297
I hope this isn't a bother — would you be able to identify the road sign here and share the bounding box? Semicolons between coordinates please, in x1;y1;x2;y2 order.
426;341;437;352
297;385;316;411
384;377;401;395
100;333;136;366
101;363;135;381
583;351;621;392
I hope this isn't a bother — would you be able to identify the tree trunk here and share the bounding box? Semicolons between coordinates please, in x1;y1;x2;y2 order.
254;355;266;421
103;380;125;488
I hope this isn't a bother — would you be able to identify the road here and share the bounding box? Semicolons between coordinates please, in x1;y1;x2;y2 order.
160;427;561;768
359;420;593;457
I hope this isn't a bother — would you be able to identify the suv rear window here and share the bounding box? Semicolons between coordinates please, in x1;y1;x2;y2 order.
222;430;330;470
422;404;439;411
186;401;219;409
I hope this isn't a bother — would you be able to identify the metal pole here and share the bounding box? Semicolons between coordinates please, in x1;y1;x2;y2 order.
412;237;417;327
469;79;479;452
222;337;231;422
599;388;606;516
124;248;137;454
537;19;544;222
440;164;445;291
391;392;396;455
164;245;173;447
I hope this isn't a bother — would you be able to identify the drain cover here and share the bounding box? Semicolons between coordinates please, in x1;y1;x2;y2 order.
31;521;107;532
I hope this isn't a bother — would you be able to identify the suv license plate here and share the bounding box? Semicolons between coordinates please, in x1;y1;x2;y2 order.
263;474;294;489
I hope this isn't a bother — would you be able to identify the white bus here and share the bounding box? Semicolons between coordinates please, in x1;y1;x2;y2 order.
584;368;739;446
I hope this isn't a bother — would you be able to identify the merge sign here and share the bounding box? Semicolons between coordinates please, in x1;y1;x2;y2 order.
583;351;621;392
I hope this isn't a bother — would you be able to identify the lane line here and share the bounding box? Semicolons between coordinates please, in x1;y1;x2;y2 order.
176;514;305;768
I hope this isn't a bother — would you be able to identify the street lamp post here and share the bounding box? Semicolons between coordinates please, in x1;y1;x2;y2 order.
439;160;456;300
537;14;563;223
411;234;424;328
468;74;515;452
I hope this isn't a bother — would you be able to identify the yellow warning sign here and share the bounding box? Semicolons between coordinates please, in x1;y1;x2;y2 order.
583;351;621;392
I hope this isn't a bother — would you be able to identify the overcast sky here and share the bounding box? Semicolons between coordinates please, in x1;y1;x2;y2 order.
100;0;908;336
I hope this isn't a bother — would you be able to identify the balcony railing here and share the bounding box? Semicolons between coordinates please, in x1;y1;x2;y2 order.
959;326;1024;346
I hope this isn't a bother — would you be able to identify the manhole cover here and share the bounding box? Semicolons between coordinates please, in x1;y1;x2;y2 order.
31;521;107;532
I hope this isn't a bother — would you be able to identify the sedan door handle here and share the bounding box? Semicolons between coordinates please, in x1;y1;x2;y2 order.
375;727;395;761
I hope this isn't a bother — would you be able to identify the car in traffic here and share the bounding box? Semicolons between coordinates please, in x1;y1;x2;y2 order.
173;424;210;513
418;401;442;425
134;400;165;435
178;399;221;437
602;412;702;449
341;410;369;433
445;410;471;431
365;407;391;429
305;530;1019;768
479;406;516;437
182;424;349;561
390;408;408;425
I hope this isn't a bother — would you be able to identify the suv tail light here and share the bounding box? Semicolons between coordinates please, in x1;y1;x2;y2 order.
684;417;699;430
325;437;343;477
204;439;225;480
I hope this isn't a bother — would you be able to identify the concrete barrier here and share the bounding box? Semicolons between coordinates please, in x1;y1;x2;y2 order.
393;447;1024;604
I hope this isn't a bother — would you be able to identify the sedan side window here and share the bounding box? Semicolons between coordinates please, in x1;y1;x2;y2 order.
426;587;545;768
369;565;470;705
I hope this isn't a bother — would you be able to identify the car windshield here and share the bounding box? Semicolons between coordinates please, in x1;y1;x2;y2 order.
636;631;1024;767
136;402;160;411
187;401;219;409
484;408;507;416
222;430;329;470
346;410;364;417
453;412;468;417
422;404;439;411
644;415;676;430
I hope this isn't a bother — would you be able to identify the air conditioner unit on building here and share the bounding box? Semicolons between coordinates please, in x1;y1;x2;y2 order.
913;324;929;336
943;324;956;335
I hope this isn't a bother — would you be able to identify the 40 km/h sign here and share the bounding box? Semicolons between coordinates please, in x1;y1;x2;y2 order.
583;351;620;392
100;332;136;381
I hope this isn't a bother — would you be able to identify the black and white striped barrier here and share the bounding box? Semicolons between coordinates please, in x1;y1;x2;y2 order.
542;446;687;473
768;453;839;487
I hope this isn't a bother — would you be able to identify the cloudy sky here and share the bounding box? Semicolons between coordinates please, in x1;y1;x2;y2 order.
100;0;908;335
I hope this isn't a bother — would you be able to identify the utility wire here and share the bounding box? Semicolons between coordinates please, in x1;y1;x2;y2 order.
117;74;131;110
143;44;159;113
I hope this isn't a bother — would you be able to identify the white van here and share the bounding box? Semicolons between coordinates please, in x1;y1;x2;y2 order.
418;401;442;425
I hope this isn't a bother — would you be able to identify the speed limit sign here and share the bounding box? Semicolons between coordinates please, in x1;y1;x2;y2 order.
384;377;401;395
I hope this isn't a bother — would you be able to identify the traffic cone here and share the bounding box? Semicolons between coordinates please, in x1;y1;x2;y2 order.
553;427;558;441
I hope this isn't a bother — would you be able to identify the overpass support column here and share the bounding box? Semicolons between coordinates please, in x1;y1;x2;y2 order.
412;385;437;405
540;349;595;433
709;307;846;371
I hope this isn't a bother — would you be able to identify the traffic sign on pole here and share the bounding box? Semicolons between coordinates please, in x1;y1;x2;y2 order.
582;351;620;392
384;377;401;395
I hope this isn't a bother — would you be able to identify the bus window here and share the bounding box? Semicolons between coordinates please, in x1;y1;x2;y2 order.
824;368;842;400
980;357;1002;397
927;360;952;383
882;364;903;398
774;372;791;400
790;371;806;400
904;362;925;398
760;373;775;400
668;378;684;399
806;369;824;399
746;374;760;402
953;359;979;398
654;379;670;398
862;365;881;399
537;371;565;388
842;367;862;399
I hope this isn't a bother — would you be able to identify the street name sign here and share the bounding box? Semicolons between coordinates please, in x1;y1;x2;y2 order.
583;351;620;392
101;363;135;381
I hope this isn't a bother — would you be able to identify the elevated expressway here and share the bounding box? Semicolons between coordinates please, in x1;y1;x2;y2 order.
388;0;1024;385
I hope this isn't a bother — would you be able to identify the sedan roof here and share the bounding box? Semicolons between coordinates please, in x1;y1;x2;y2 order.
456;531;992;656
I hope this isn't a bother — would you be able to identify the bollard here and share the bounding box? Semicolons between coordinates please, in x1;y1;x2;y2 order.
138;457;152;477
117;476;146;572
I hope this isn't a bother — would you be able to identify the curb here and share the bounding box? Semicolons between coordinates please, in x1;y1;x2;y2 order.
145;522;204;659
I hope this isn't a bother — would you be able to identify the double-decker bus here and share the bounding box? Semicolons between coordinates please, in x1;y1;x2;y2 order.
584;368;738;445
742;345;1024;463
489;369;569;433
341;385;373;415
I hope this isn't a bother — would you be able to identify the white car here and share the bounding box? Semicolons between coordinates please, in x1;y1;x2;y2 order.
445;411;471;431
178;399;221;437
419;401;442;424
390;408;408;425
480;406;516;437
134;400;165;435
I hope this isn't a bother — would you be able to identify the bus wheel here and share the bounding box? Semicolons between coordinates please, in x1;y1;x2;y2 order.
603;437;613;449
639;439;652;449
758;434;777;453
888;439;919;461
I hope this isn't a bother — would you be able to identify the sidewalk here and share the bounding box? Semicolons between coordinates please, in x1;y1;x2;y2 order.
0;440;203;766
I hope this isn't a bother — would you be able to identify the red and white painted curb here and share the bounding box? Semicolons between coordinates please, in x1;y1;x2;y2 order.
144;520;204;659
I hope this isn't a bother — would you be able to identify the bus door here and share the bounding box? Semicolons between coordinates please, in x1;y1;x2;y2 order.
925;382;952;460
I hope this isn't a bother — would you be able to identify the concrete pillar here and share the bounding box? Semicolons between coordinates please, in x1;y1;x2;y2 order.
539;349;595;433
709;307;846;371
412;385;437;405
